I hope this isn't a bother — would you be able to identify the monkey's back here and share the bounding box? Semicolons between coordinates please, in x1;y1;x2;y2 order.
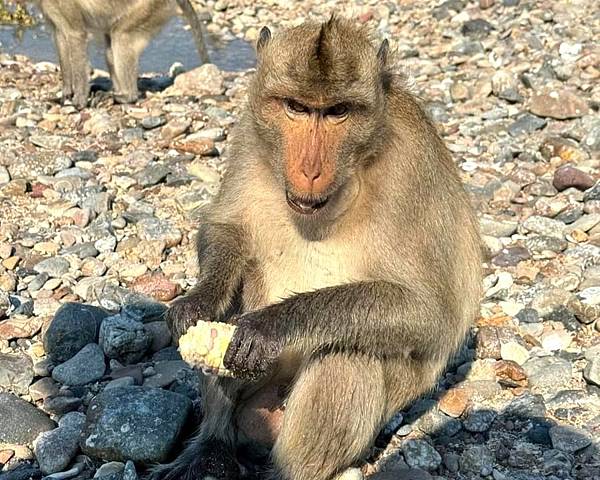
37;0;176;33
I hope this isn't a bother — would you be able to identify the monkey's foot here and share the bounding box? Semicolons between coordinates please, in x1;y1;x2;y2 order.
114;92;139;105
179;321;237;377
146;439;240;480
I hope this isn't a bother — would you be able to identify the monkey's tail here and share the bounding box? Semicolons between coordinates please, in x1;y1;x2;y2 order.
176;0;210;64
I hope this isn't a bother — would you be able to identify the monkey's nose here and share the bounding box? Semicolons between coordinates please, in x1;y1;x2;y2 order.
301;164;321;184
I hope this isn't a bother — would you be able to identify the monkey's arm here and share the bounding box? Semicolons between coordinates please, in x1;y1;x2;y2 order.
223;281;448;379
166;222;247;340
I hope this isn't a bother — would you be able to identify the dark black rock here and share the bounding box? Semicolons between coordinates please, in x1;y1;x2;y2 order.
492;246;531;267
498;88;523;103
516;308;541;324
152;346;181;362
72;150;99;163
527;419;553;446
121;293;167;323
0;463;43;480
43;395;83;415
554;203;583;224
463;409;497;432
99;315;151;364
121;128;145;144
44;303;111;363
80;386;192;463
8;295;34;317
51;343;106;386
134;163;171;188
461;19;494;39
0;393;55;445
504;393;546;420
545;306;580;331
508;114;547;137
584;181;600;202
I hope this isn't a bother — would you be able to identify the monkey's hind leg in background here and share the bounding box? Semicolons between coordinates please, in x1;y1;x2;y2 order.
176;0;211;64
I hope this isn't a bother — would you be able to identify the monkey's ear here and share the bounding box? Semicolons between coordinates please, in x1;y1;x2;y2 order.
377;39;389;66
257;26;272;53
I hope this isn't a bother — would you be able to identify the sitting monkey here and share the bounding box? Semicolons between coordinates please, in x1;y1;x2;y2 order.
150;15;482;480
35;0;209;108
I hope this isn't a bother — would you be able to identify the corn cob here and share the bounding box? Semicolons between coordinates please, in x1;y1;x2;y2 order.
178;320;237;377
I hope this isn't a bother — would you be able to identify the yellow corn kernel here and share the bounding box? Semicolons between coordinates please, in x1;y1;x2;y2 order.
178;320;237;377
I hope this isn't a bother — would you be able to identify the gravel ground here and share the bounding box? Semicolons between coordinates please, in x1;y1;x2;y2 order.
0;1;599;479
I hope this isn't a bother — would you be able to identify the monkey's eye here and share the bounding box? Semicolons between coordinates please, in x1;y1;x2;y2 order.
324;103;349;118
284;99;310;115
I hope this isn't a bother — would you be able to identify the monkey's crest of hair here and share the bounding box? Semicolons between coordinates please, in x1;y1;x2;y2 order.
249;14;408;108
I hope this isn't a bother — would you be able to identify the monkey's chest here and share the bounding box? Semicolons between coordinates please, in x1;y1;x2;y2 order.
246;242;359;309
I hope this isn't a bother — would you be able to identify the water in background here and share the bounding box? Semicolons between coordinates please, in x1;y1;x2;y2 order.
0;15;256;73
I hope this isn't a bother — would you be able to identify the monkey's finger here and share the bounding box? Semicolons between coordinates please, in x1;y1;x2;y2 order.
230;336;255;373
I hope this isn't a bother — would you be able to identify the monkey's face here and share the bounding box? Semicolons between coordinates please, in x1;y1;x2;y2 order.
249;16;390;221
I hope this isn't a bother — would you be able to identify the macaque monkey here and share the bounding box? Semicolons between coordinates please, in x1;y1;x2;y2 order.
150;15;482;480
35;0;210;108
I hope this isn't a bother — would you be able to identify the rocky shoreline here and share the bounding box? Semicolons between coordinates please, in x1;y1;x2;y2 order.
1;0;599;479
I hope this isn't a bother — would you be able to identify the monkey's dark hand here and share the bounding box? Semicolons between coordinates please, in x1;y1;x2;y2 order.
165;295;213;342
223;314;282;380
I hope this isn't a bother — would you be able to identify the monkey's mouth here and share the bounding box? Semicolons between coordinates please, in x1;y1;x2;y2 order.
286;191;329;215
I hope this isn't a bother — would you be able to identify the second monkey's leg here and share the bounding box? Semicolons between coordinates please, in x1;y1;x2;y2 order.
109;30;149;104
53;28;89;108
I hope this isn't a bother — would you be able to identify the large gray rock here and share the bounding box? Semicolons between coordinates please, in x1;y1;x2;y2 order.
80;386;192;463
402;439;441;471
33;256;70;278
0;353;34;395
0;392;55;444
583;356;600;387
523;356;572;390
34;412;86;474
52;343;106;386
549;425;592;453
44;302;111;363
460;444;494;476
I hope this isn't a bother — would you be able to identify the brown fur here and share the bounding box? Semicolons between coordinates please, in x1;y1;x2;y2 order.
35;0;209;108
150;15;482;480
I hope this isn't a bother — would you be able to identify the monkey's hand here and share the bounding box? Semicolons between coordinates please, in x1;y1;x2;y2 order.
223;314;283;380
165;295;214;342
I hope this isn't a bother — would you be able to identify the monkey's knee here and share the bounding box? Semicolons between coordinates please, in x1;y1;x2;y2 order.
272;356;384;480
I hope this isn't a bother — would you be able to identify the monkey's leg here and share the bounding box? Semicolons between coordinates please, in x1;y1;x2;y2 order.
109;30;150;104
105;34;116;81
270;354;385;480
147;375;247;480
53;29;89;109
